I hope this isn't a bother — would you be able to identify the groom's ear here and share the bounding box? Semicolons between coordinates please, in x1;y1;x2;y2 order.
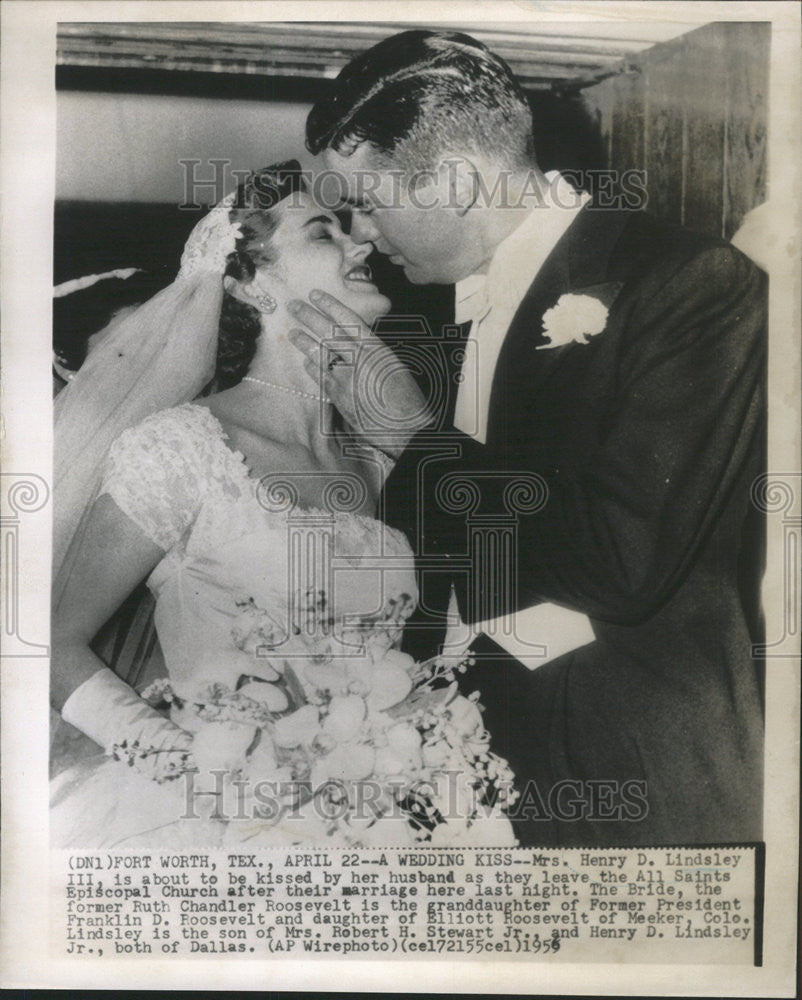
438;155;481;216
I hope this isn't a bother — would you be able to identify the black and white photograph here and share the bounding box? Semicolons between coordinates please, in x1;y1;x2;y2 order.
1;1;799;993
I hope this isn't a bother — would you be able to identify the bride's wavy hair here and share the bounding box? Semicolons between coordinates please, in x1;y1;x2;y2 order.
216;160;308;389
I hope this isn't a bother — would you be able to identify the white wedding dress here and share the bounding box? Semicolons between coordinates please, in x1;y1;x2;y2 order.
50;403;421;848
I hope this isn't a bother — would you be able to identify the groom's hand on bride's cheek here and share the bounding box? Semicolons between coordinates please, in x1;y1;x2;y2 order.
288;290;433;456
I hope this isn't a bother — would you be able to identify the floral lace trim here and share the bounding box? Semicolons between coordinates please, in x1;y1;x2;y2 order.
101;403;412;563
178;193;242;280
99;404;251;552
192;404;410;547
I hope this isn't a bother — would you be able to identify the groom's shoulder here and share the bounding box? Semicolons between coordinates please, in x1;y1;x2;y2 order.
602;209;763;291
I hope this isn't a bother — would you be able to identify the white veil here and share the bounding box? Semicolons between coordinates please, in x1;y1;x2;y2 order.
53;193;241;607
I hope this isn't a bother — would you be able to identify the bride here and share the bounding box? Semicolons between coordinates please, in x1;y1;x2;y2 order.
51;162;517;849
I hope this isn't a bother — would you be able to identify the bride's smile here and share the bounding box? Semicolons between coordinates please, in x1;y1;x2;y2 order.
246;192;390;323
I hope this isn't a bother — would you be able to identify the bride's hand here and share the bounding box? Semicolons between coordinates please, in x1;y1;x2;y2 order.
288;290;433;457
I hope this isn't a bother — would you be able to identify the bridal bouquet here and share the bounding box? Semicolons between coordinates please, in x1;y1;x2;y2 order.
130;590;518;847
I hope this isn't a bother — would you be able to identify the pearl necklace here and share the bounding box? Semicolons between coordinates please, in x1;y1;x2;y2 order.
241;375;331;405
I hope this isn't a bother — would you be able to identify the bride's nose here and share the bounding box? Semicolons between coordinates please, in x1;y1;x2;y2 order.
344;240;373;264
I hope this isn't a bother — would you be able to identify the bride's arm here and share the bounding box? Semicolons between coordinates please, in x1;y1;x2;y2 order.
53;406;213;777
51;493;195;782
51;494;165;711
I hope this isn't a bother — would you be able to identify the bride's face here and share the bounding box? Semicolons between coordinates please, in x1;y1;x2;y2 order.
255;191;391;322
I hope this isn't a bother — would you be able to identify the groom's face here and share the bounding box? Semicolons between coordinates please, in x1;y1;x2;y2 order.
322;144;468;285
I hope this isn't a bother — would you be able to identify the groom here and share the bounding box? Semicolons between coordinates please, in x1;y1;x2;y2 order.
290;30;766;847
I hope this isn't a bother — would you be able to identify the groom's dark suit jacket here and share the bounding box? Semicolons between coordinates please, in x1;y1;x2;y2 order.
382;204;766;847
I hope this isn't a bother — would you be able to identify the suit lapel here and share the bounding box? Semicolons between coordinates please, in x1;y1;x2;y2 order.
485;206;632;444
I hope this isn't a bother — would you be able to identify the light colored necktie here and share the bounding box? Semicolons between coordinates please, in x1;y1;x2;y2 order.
454;274;490;326
446;268;595;669
453;277;491;436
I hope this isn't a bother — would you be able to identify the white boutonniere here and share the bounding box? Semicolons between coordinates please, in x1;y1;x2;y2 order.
537;292;610;350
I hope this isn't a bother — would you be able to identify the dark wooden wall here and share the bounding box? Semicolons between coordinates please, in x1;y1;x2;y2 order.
581;22;769;239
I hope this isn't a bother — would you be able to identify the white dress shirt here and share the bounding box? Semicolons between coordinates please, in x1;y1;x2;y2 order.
453;171;590;443
446;172;595;668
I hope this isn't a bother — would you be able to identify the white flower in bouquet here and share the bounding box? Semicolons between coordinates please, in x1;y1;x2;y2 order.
373;722;423;778
384;722;423;771
192;720;256;773
431;762;478;818
448;694;484;739
302;661;350;696
305;648;416;707
241;659;281;683
448;695;492;759
225;795;332;847
231;598;288;654
272;705;321;748
311;743;375;785
428;810;517;847
365;655;414;711
138;589;521;846
237;680;289;713
345;814;416;847
244;731;277;772
343;657;374;696
372;748;407;779
462;811;517;846
243;734;295;793
374;649;416;674
169;696;209;734
422;740;450;768
323;694;367;742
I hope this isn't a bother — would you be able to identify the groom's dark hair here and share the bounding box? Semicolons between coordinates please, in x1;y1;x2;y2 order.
306;30;536;172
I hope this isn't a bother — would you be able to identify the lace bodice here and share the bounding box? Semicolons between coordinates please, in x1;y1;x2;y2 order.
99;404;418;695
101;404;247;551
52;407;521;851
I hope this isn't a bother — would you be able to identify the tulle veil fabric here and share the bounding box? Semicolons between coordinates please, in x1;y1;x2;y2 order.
52;189;243;608
52;273;222;607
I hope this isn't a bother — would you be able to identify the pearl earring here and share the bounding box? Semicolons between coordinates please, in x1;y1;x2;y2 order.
255;290;277;314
